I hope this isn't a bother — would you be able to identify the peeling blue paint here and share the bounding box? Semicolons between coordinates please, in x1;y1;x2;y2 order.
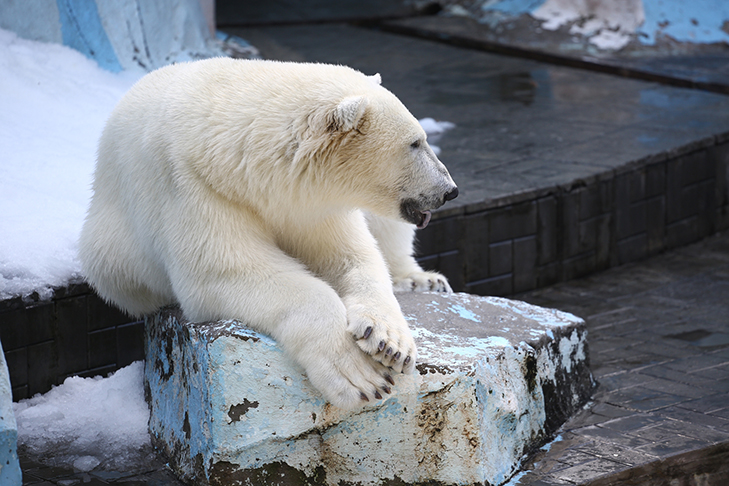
484;0;546;15
55;0;121;72
639;0;729;45
448;304;482;322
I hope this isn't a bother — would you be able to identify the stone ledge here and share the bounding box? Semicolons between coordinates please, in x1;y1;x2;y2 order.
144;292;595;486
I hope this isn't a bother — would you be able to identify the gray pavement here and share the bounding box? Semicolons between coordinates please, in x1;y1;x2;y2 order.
513;229;729;485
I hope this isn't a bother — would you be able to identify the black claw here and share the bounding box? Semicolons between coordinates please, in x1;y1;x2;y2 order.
393;351;401;361
363;326;372;339
360;392;369;402
385;347;393;356
385;374;395;386
404;356;411;365
374;390;382;400
382;385;391;394
378;340;386;352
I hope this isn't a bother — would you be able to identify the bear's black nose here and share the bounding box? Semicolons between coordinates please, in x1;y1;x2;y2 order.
444;187;459;202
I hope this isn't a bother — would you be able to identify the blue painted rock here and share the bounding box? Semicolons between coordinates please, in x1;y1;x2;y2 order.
145;292;594;486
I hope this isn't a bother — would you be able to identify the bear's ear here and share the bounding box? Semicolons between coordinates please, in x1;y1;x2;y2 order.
330;95;368;133
369;73;382;85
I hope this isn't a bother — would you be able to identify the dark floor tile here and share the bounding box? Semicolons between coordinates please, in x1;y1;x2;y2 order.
552;457;626;484
589;402;636;420
662;406;729;430
575;438;659;467
639;377;714;399
635;435;711;458
665;354;729;373
599;413;664;433
676;393;729;414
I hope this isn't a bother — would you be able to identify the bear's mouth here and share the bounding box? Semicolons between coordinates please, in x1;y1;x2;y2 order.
400;199;432;229
416;210;431;229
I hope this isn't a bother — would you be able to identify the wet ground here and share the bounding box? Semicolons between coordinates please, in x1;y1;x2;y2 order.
19;15;729;486
383;14;729;94
229;23;729;213
513;229;729;485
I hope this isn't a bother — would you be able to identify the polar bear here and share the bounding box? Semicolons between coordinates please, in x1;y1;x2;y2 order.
79;58;458;409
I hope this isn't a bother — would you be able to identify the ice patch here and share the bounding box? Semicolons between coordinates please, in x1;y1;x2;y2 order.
13;361;154;472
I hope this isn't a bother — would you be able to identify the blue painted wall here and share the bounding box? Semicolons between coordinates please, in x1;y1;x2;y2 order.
56;0;121;72
639;0;729;45
0;0;218;72
478;0;729;46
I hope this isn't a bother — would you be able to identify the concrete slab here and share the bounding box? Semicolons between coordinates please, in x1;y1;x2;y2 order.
145;292;594;486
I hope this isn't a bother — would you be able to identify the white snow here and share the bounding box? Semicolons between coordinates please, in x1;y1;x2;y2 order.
419;117;456;156
0;28;143;301
533;0;645;51
0;27;455;302
13;361;154;472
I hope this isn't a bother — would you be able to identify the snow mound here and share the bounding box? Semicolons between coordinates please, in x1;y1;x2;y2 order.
0;28;142;301
13;361;154;472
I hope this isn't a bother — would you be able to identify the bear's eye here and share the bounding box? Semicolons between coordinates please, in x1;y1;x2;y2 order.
410;140;421;150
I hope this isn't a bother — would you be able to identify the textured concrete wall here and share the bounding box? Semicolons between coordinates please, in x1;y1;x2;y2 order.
0;0;222;71
145;292;595;486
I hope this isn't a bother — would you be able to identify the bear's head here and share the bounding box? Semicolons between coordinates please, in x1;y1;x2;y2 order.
301;76;458;229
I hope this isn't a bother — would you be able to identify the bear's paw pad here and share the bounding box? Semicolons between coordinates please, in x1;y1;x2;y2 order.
393;271;452;293
346;304;417;374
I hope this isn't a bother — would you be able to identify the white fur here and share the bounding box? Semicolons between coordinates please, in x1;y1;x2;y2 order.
79;59;457;409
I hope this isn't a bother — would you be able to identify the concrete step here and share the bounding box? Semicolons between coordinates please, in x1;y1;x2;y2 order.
145;292;595;485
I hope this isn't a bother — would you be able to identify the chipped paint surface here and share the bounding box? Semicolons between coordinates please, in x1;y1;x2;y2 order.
145;293;594;486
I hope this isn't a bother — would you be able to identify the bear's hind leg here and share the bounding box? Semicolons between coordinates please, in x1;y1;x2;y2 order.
79;206;174;317
365;213;452;292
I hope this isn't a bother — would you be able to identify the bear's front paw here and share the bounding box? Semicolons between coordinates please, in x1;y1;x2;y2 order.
346;303;417;374
393;271;452;293
300;339;396;410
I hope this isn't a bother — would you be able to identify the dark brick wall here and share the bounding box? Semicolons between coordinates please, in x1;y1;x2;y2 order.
417;138;729;295
1;138;728;400
0;282;143;401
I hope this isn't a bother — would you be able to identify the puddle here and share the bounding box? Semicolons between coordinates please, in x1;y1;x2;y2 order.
666;329;729;348
497;72;539;105
427;70;546;106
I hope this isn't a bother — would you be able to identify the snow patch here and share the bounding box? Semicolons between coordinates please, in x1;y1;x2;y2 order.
0;28;142;300
419;117;455;156
13;361;154;472
532;0;645;50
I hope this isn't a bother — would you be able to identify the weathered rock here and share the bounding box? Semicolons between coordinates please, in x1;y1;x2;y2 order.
145;292;595;486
